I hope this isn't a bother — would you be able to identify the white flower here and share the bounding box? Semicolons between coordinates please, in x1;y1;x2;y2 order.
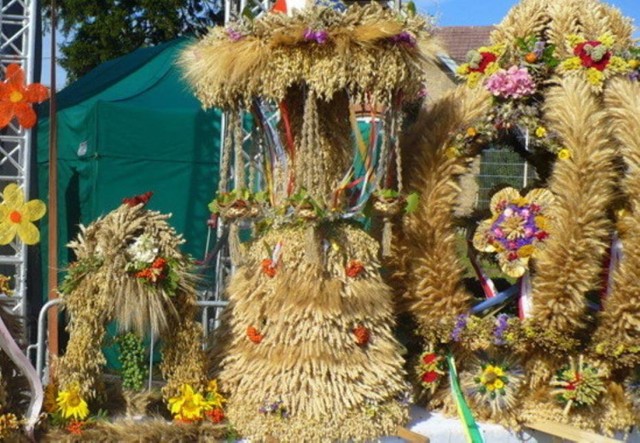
127;233;158;263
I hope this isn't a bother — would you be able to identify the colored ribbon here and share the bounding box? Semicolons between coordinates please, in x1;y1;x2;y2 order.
469;285;519;315
467;239;498;299
518;270;533;320
447;354;485;443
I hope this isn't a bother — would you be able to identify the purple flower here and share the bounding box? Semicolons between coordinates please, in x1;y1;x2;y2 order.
226;27;244;42
630;71;640;82
493;314;509;345
485;66;536;99
451;314;468;342
533;41;546;58
391;31;417;47
304;29;329;44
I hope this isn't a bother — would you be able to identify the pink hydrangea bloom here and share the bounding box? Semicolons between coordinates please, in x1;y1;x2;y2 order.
485;66;536;99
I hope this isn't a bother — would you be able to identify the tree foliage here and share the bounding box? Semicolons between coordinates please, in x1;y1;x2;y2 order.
45;0;223;81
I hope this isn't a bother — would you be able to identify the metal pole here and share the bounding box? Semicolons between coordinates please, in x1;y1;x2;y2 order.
36;298;63;379
47;0;59;359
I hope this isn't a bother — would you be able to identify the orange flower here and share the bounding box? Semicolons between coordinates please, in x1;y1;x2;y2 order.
345;260;365;278
353;325;370;346
261;258;277;278
0;64;48;129
524;52;538;63
66;420;85;435
247;326;263;344
206;408;225;423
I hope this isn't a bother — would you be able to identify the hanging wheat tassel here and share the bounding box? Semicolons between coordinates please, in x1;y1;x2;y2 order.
219;111;235;193
233;109;246;190
529;76;617;350
228;222;244;267
592;78;640;368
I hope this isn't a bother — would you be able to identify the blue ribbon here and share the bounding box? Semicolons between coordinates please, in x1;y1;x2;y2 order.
470;285;519;315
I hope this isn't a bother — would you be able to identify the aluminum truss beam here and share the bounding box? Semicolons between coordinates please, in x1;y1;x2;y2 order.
0;0;38;319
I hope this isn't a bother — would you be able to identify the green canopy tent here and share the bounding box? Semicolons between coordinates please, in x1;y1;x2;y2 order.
35;38;221;307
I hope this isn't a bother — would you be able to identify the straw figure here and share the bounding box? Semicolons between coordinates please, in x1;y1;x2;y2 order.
55;198;208;422
182;4;436;440
397;0;640;435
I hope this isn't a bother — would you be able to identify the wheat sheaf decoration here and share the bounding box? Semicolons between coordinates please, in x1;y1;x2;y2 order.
180;3;433;108
56;195;207;415
400;0;640;434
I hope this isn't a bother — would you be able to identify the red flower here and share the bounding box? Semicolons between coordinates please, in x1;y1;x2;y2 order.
535;231;548;241
152;257;167;269
574;41;611;71
206;408;225;423
422;353;437;365
507;251;518;261
353;325;370;346
135;257;168;283
421;371;439;384
0;64;48;129
469;52;497;73
122;191;153;207
261;259;277;278
247;326;263;344
66;420;85;435
345;260;365;278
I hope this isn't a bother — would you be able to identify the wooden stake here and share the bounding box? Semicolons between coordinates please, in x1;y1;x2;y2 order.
396;425;429;443
525;421;623;443
47;0;59;359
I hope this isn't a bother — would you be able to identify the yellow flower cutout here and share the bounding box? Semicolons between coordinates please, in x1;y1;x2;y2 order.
535;126;547;138
56;384;89;420
168;384;210;421
0;183;46;245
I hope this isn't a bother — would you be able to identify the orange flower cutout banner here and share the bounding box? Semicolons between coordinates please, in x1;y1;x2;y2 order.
0;183;46;245
0;64;48;129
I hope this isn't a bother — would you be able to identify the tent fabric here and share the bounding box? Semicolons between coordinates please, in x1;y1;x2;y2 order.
35;38;221;300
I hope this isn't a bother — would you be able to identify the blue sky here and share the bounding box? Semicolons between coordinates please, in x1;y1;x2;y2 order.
417;0;640;28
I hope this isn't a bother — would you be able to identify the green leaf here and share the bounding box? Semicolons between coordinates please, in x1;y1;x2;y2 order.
405;192;420;213
377;188;400;199
405;1;416;16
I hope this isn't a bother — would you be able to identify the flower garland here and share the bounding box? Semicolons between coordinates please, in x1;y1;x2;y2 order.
449;33;639;159
558;33;631;91
473;187;553;278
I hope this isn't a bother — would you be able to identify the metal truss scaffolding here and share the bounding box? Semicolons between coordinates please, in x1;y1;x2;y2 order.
0;0;38;320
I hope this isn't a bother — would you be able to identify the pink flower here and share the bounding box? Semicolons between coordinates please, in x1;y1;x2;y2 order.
485;66;536;99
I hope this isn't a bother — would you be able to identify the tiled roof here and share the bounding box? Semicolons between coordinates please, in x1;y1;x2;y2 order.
435;26;495;64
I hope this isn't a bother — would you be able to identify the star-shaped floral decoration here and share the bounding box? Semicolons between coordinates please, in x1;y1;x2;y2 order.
0;64;48;129
473;187;553;278
0;183;46;245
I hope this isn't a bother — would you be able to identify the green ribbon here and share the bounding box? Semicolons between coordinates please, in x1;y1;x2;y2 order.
447;353;485;443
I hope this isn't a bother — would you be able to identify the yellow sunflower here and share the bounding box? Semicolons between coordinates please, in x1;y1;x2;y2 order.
168;384;209;421
0;183;46;245
56;385;89;420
